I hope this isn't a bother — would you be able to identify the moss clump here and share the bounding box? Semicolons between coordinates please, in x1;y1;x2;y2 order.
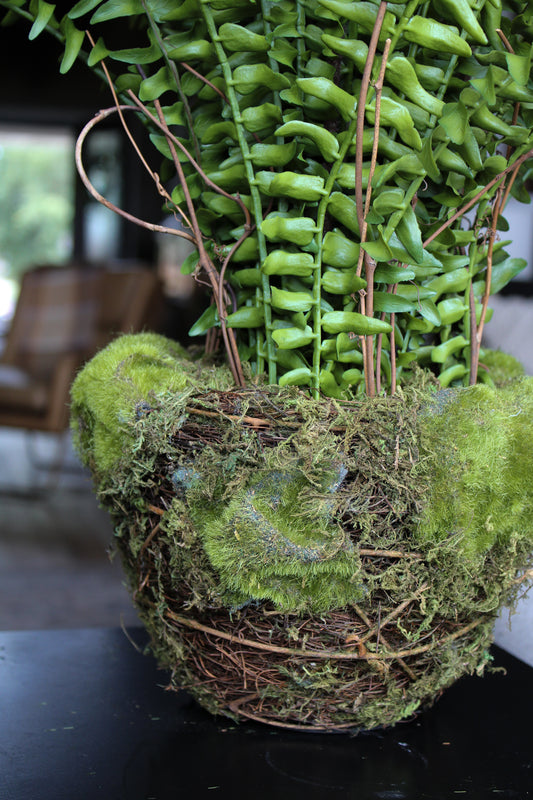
70;333;533;731
480;349;526;386
70;332;234;474
70;333;533;612
197;464;365;611
417;380;533;558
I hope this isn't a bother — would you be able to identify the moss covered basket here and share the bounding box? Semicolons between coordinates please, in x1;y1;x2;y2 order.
71;332;533;732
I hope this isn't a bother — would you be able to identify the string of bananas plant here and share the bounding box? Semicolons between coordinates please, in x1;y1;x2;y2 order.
4;0;533;398
8;0;533;733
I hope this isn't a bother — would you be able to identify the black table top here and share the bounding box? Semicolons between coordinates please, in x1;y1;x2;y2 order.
0;627;531;800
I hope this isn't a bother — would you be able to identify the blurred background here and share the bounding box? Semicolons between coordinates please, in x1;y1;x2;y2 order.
0;16;531;669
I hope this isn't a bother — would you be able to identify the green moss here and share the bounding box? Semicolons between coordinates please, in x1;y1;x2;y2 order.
417;379;533;558
196;465;364;612
480;349;525;386
70;332;233;474
71;333;533;614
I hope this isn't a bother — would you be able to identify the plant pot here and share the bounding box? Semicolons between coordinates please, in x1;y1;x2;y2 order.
71;333;533;733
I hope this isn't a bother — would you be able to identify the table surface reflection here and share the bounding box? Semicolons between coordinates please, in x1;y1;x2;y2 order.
0;626;531;800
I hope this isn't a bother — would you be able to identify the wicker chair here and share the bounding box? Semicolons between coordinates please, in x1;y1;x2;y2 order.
0;263;161;439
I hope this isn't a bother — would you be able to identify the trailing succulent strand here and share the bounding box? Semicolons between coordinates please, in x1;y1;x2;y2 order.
4;0;533;398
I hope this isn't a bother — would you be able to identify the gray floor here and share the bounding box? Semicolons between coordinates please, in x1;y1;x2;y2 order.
0;300;531;668
0;429;140;631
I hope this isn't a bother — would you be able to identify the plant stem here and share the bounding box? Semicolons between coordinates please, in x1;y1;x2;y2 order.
75;106;195;241
201;1;276;383
423;149;533;248
355;2;388;237
141;0;201;163
125;90;251;226
152;98;245;385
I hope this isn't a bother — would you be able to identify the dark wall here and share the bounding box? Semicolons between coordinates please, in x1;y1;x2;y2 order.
0;13;161;265
0;14;106;125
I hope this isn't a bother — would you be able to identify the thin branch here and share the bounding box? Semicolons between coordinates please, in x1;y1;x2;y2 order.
476;187;503;351
496;30;521;155
165;602;485;662
357;33;391;397
355;2;388;235
85;30;194;232
365;37;391;221
358;582;429;645
375;282;397;394
152;98;245;386
75;107;195;241
468;283;479;385
141;0;201;162
85;30;246;384
422;148;533;248
475;155;523;362
178;61;229;102
495;27;513;54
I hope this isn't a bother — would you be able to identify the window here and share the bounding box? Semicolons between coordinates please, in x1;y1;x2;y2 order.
0;126;75;330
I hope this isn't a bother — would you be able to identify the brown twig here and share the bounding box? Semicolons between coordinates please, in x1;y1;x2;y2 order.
140;0;201;163
151;99;245;387
375;282;397;394
352;604;417;680
75;107;195;241
495;27;514;55
83;31;195;232
184;406;272;429
390;308;397;394
85;33;249;384
358;582;429;645
468;283;479;385
165;607;485;662
476;187;503;351
422;148;533;248
179;61;229;102
126;90;251;229
355;4;388;235
228;705;359;731
513;568;533;584
139;521;161;555
356;29;391;397
496;29;521;141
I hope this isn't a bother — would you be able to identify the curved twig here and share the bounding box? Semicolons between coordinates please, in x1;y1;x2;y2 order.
75;107;196;241
85;30;194;232
151;98;245;386
165;608;486;662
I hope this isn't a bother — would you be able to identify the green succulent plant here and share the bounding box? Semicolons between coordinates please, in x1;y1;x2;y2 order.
4;0;533;398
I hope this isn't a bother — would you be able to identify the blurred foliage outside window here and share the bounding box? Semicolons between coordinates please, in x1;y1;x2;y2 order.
0;128;74;325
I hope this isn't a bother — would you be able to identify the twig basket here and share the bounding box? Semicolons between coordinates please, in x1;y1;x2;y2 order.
161;592;493;732
82;373;531;733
